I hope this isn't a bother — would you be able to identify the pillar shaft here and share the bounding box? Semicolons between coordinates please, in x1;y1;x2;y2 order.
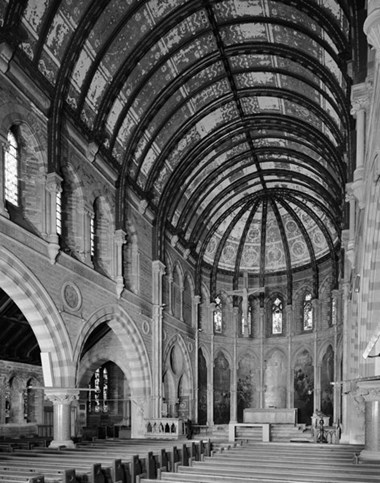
152;260;165;419
357;380;380;460
44;388;79;449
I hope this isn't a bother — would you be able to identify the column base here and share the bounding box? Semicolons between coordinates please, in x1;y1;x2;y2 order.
49;439;76;449
360;449;380;462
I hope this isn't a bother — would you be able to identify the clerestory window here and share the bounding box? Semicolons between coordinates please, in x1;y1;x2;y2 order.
4;127;20;206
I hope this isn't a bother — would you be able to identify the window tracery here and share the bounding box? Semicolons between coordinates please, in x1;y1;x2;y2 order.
303;292;313;331
5;128;19;206
272;297;283;335
213;296;223;334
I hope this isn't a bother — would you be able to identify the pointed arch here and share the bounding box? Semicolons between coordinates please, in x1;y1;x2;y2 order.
0;247;74;386
75;304;151;398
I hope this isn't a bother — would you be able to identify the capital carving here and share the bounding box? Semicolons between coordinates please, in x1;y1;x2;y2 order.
46;172;63;193
44;388;79;405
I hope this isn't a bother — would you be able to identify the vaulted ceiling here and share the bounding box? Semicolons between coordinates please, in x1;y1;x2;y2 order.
2;0;361;297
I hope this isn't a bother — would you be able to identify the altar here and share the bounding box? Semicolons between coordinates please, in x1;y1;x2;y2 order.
243;408;298;424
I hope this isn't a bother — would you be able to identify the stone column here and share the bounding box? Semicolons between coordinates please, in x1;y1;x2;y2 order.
193;295;200;423
312;298;320;412
350;86;369;210
152;260;165;419
44;388;79;448
113;229;126;298
208;302;215;427
357;379;380;461
345;183;356;265
259;303;265;408
167;275;173;315
45;172;62;264
230;306;239;423
286;304;294;408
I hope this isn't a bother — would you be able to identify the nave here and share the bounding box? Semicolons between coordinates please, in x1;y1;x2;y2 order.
0;436;377;483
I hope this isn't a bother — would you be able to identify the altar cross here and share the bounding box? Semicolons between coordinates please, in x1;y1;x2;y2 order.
227;272;265;337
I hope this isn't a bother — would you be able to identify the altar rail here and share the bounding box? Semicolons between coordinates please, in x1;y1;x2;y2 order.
145;418;184;439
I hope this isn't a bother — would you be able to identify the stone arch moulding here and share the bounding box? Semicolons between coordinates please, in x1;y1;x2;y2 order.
163;333;194;388
291;345;314;368
74;304;152;399
0;247;74;387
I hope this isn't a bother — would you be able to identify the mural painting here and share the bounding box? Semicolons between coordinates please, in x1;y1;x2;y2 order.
213;351;230;424
294;350;314;424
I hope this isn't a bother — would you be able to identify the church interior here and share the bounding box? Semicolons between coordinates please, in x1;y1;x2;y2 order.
2;0;380;480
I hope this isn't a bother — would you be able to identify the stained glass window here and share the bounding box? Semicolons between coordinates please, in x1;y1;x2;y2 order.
247;303;252;336
303;292;313;330
88;365;109;413
213;296;222;333
90;213;95;259
272;297;283;334
5;128;19;206
331;295;337;326
56;190;62;236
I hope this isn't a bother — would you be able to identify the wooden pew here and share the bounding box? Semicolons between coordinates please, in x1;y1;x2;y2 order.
0;456;101;483
0;474;45;483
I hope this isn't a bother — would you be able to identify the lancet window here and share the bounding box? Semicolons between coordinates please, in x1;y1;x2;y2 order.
272;297;283;335
213;296;223;334
303;292;313;330
88;366;109;413
5;127;19;206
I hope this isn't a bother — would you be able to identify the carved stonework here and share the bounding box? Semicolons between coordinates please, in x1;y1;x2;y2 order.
356;379;380;403
44;388;79;405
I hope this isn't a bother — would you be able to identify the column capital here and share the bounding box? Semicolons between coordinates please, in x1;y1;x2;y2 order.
351;82;371;112
357;379;380;402
46;172;63;193
114;229;126;246
152;259;166;276
44;387;79;405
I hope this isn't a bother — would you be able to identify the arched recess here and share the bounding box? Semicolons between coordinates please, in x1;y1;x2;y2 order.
264;348;287;409
319;344;334;422
0;104;47;234
93;195;114;277
172;262;184;320
237;351;260;422
198;345;209;425
0;248;74;386
199;283;210;332
293;347;314;425
213;349;232;424
124;221;139;294
183;272;194;327
75;305;152;438
163;334;194;419
61;163;85;258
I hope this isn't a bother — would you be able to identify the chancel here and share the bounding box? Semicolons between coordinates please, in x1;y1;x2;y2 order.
1;1;380;482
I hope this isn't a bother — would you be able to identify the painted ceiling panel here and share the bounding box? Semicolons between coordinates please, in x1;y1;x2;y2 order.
9;0;353;282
